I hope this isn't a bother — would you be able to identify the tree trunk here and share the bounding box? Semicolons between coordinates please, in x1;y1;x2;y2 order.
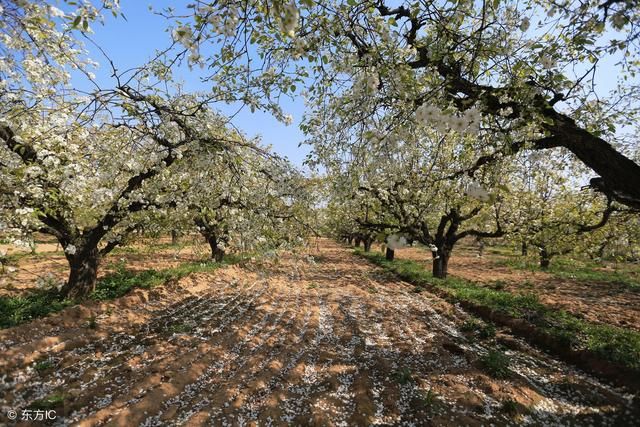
432;251;450;279
596;241;607;259
540;247;551;269
521;241;528;256
354;237;362;248
385;247;395;261
363;238;372;252
171;230;179;245
207;236;225;262
60;246;100;299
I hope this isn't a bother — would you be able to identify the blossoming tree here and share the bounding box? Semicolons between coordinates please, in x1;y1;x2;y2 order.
0;0;306;298
169;138;312;262
180;0;640;210
321;121;509;278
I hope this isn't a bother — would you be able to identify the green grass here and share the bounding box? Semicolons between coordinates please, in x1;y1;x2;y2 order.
28;393;66;410
90;255;245;301
110;246;141;254
0;289;75;329
496;256;640;290
34;359;55;372
479;349;512;378
0;254;248;329
356;250;640;372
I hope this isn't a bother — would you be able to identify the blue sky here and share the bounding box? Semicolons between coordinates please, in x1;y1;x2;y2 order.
82;1;311;167
78;1;625;169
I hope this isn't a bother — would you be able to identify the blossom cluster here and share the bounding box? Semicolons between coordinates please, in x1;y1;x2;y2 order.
279;1;299;37
386;234;408;250
415;104;481;134
464;181;490;202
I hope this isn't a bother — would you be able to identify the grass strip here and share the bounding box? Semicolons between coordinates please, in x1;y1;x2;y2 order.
0;254;247;329
494;256;639;290
356;249;640;373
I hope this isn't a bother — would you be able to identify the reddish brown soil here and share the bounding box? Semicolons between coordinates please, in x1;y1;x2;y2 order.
0;238;208;297
394;245;640;331
0;240;637;426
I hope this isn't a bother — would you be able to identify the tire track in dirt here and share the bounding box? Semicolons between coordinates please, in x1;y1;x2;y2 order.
4;276;264;414
192;288;315;426
163;282;300;425
77;279;274;425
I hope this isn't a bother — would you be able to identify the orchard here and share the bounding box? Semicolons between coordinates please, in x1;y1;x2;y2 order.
1;0;640;425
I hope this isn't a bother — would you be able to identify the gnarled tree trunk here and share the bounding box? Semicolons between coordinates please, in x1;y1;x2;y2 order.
60;245;100;299
363;237;372;252
206;235;225;262
432;249;450;279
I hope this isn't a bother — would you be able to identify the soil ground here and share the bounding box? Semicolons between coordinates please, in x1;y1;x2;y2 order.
395;244;640;331
0;240;637;426
0;237;206;297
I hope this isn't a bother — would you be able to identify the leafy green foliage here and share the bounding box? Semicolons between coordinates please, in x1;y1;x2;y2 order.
479;349;512;379
0;289;74;329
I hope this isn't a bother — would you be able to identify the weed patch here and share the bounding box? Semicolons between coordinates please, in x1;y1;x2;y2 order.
480;349;511;378
0;289;74;329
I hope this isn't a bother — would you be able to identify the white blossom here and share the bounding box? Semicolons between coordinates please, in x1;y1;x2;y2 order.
280;1;299;37
540;56;556;70
172;26;194;47
415;104;440;124
283;114;294;126
387;234;408;250
465;182;490;202
49;6;66;18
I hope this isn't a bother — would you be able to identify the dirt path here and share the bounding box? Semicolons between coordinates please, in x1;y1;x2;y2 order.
0;241;637;426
